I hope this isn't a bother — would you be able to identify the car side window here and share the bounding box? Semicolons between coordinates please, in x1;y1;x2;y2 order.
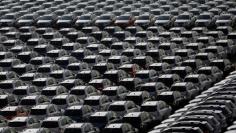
123;125;130;132
28;118;34;124
127;103;133;109
29;88;36;93
69;97;75;103
48;106;55;113
87;88;93;94
60;119;67;126
38;97;45;103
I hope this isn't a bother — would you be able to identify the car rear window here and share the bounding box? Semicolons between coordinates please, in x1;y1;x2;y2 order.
41;121;59;128
31;109;46;115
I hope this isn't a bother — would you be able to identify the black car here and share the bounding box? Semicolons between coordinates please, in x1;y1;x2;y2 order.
36;14;58;27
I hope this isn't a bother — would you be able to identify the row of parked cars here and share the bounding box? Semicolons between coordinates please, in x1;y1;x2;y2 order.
1;0;236;29
0;0;236;132
148;68;236;133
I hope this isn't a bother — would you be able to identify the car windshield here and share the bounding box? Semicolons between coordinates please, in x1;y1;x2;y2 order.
0;75;7;80
163;59;175;64
60;16;72;20
64;109;82;116
93;65;107;72
84;58;96;64
50;73;63;79
33;81;46;87
149;65;162;71
127;96;142;104
157;16;170;20
41;90;56;96
13;89;27;95
136;73;150;79
52;99;67;105
108;59;121;64
22;16;34;19
68;65;81;71
31;109;46;115
141;106;157;112
64;128;82;133
39;16;53;20
158;78;173;85
198;15;211;19
84;99;100;106
104;128;123;133
99;15;111;20
38;67;50;73
79;15;91;20
0;83;13;89
158;95;174;103
184;77;199;83
159;45;170;50
141;86;156;92
4;15;14;19
117;15;130;20
137;15;149;20
30;60;43;65
177;15;190;20
1;111;17;116
71;89;85;95
219;15;231;20
171;86;187;92
0;98;8;107
42;121;59;128
205;48;217;53
103;90;117;96
90;116;107;123
109;105;125;111
20;99;36;105
9;121;27;127
124;117;141;126
196;55;208;60
0;62;11;67
198;70;212;75
176;52;188;57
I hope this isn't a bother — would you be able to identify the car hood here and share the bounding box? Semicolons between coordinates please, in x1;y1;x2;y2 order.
115;20;130;23
0;19;13;22
155;20;169;23
57;20;71;23
37;20;52;23
18;20;33;23
95;20;111;23
196;19;211;22
175;20;190;23
135;20;150;23
76;20;91;23
216;20;231;23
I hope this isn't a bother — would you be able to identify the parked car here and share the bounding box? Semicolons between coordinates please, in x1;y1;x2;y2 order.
108;100;140;116
195;12;217;28
30;104;60;121
141;101;171;122
41;116;73;133
84;95;111;111
0;106;28;120
115;14;135;28
63;123;99;133
174;12;196;28
123;112;155;132
216;13;236;27
95;13;116;28
155;14;175;29
64;105;94;122
8;116;40;132
104;123;138;133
